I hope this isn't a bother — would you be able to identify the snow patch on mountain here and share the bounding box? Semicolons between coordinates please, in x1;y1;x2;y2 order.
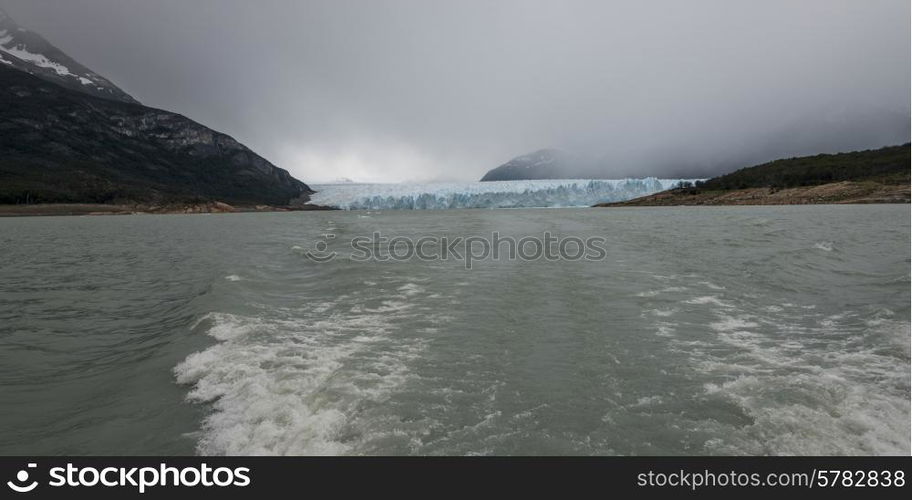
0;30;93;85
0;8;137;103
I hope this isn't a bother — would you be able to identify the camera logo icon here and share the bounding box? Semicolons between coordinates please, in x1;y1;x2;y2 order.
7;463;38;493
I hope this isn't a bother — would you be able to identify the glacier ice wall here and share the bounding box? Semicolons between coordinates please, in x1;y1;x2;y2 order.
309;178;700;210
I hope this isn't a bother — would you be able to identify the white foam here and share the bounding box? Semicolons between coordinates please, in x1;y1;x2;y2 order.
686;300;911;455
634;395;664;406
636;286;688;297
396;283;423;296
697;281;726;290
655;323;676;337
685;296;733;308
175;284;443;455
709;316;759;332
702;371;909;455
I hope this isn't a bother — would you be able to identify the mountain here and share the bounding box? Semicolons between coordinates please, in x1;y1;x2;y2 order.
0;66;310;205
480;149;582;181
0;8;137;104
480;148;714;181
596;144;910;206
0;9;311;207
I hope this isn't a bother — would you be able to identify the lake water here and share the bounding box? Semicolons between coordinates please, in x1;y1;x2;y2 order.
0;205;908;455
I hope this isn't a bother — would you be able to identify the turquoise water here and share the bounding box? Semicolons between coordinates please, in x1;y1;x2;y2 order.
0;205;908;455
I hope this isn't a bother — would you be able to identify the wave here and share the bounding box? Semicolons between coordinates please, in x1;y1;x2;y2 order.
174;282;442;455
642;280;910;455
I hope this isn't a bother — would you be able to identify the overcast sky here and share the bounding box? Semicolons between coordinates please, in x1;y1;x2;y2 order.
3;0;909;182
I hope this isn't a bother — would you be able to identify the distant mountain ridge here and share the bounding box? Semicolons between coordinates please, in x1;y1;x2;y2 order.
0;8;137;104
480;149;581;181
0;9;312;207
480;148;716;181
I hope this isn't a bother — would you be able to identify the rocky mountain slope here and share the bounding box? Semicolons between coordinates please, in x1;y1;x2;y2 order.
0;66;310;205
0;9;311;207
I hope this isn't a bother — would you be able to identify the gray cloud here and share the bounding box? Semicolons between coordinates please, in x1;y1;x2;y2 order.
3;0;909;181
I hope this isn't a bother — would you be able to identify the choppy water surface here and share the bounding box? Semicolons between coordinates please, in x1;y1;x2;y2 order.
0;205;908;455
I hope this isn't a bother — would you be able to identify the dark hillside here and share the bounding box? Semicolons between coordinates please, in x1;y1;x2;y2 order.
696;145;909;191
0;66;311;206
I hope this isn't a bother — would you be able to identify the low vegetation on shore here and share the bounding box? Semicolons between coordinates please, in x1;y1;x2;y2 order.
597;144;910;207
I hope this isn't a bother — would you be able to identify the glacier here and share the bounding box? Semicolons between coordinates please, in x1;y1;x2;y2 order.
309;178;700;210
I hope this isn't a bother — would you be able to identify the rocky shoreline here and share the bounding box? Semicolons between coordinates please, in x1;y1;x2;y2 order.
0;202;337;217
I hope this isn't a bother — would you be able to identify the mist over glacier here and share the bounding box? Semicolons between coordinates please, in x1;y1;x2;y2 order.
5;1;907;183
309;179;699;210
